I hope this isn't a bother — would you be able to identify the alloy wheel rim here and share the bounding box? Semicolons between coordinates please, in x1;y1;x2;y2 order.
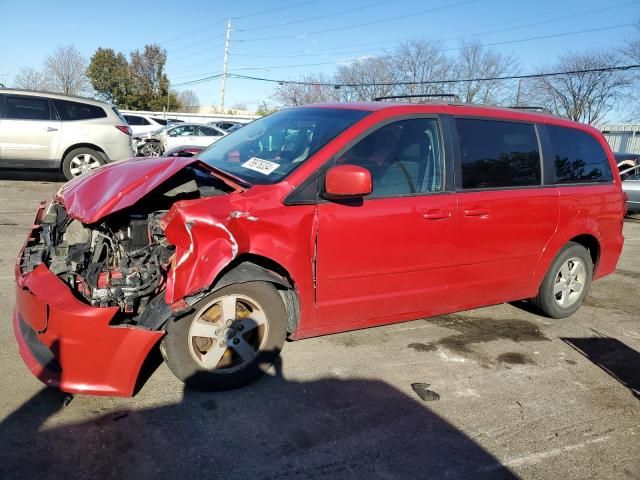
145;143;162;157
188;294;268;373
553;256;586;308
69;153;101;177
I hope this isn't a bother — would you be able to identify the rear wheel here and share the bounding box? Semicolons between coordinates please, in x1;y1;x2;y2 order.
161;282;287;391
532;242;593;318
62;147;106;180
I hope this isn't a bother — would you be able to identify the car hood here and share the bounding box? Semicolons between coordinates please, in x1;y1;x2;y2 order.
55;156;211;224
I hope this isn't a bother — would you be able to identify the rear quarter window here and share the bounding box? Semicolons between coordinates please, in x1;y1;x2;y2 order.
547;125;613;184
54;99;107;121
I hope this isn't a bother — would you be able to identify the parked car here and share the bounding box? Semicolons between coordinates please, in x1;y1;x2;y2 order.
209;120;243;131
140;123;226;157
122;113;171;136
163;145;205;157
621;164;640;213
614;152;640;173
0;89;134;180
14;102;625;396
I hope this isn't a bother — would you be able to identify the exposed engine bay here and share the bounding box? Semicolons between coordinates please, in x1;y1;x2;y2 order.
21;165;234;323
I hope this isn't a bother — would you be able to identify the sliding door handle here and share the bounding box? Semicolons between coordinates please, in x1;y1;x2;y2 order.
463;207;489;217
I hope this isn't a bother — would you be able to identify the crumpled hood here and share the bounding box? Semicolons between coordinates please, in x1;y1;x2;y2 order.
55;156;211;224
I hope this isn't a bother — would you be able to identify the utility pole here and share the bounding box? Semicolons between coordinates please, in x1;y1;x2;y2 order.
220;18;232;113
515;79;522;106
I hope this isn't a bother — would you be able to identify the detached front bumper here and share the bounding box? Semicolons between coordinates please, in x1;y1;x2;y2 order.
13;209;164;397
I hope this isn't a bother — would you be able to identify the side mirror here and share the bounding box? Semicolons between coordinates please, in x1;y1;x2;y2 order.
324;164;372;199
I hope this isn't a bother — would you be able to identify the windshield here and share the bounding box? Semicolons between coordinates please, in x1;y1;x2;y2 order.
197;107;370;184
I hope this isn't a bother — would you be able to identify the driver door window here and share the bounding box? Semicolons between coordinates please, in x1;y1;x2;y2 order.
335;118;443;197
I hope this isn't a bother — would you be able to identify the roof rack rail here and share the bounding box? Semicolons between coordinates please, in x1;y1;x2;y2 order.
373;93;462;102
508;105;552;114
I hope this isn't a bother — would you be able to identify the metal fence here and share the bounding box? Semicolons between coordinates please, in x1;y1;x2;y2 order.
119;110;258;124
596;124;640;154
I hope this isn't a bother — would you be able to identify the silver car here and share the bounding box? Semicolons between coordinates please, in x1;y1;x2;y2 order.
621;165;640;213
0;89;134;179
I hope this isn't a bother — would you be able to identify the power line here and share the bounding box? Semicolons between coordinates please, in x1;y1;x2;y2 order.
223;22;640;72
171;64;639;88
235;0;318;20
226;64;640;87
158;0;317;45
168;33;227;54
235;0;479;43
444;0;640;43
241;0;401;32
229;0;639;59
169;42;226;63
174;74;223;87
160;19;227;45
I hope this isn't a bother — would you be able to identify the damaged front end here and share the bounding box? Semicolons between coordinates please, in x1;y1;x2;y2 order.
14;159;242;396
23;201;172;319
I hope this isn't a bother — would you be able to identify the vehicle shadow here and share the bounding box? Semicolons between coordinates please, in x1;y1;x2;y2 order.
562;334;640;400
0;355;516;480
0;168;65;182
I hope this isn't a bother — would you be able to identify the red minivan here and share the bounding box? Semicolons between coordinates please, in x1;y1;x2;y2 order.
13;102;625;396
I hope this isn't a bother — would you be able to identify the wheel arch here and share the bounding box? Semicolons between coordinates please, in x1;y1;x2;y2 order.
533;229;601;293
568;234;600;271
210;254;300;335
60;143;108;167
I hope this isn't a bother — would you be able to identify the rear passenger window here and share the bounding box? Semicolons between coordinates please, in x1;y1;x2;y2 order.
336;118;443;196
547;125;613;184
54;100;106;120
5;95;52;120
456;118;541;189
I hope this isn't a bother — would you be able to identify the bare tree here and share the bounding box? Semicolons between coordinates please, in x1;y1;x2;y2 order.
177;90;200;112
45;45;90;95
336;57;397;101
388;40;455;99
14;67;48;91
621;24;640;120
452;40;519;105
529;50;631;124
272;73;339;106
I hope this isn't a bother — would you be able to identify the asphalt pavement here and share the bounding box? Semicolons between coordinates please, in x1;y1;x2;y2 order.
0;172;638;479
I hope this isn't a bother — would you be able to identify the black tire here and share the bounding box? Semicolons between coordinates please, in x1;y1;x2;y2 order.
161;282;287;391
61;147;106;180
532;242;593;319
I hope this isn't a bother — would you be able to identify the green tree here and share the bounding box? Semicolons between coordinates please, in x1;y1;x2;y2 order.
87;48;130;106
129;44;181;110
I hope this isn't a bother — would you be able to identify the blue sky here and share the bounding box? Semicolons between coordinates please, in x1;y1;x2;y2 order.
0;0;638;110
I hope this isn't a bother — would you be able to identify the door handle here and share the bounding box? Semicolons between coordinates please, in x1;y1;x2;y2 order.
46;127;58;132
422;209;451;220
463;207;489;217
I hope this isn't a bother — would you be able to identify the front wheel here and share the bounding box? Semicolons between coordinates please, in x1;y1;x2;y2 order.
532;242;593;318
142;141;163;157
161;282;287;391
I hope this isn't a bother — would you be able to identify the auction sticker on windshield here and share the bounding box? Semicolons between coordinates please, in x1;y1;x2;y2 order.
242;157;280;175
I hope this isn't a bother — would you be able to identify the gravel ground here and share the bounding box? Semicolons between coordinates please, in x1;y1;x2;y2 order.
0;172;638;480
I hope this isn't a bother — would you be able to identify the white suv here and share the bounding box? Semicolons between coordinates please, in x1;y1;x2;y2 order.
0;89;134;180
122;113;171;135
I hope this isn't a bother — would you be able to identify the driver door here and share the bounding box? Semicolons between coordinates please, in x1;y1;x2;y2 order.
315;117;457;328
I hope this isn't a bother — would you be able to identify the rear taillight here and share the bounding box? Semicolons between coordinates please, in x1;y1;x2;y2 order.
115;125;132;136
623;192;629;217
